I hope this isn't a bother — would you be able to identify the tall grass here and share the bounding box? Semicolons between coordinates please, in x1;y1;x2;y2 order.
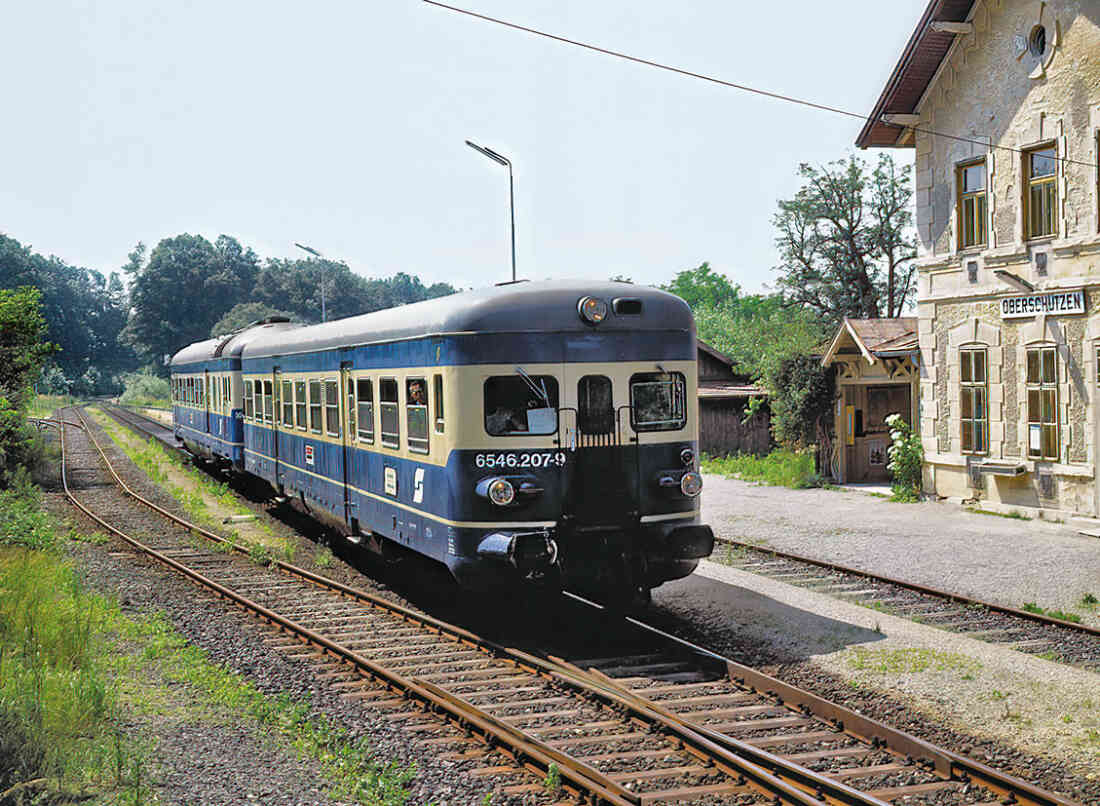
27;394;77;419
702;449;820;489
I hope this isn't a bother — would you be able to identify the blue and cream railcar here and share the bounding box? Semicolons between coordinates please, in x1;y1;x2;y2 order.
170;319;300;466
228;281;713;600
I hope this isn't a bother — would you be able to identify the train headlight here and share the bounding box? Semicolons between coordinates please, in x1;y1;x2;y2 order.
487;478;516;506
578;296;608;324
680;471;703;497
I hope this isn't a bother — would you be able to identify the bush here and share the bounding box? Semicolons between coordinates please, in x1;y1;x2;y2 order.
703;449;820;489
0;471;57;550
886;413;923;502
119;371;170;408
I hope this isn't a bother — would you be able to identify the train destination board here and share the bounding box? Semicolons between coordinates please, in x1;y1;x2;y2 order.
1000;289;1085;319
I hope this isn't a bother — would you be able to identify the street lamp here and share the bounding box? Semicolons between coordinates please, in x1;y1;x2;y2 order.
465;139;516;283
294;242;327;323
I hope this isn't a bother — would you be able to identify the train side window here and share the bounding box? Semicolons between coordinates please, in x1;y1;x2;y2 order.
346;379;356;439
213;378;219;411
186;378;192;406
273;380;282;424
254;380;263;423
629;372;686;432
283;381;291;425
578;375;614;434
379;378;399;449
357;379;374;443
308;380;322;433
433;375;444;434
295;381;307;430
484;375;559;436
324;380;340;437
244;380;254;419
407;378;429;454
262;380;273;423
224;377;231;413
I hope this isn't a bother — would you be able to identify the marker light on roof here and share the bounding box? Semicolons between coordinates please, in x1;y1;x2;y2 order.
578;296;608;324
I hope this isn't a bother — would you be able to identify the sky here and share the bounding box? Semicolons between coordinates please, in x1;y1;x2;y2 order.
1;1;929;294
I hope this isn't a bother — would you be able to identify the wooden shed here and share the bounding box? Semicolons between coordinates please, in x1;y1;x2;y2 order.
696;341;770;457
821;319;919;483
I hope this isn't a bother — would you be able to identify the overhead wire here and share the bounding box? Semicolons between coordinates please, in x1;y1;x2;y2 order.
423;0;1098;170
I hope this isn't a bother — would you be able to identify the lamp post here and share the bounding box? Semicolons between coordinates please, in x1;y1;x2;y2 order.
294;242;327;322
465;140;516;283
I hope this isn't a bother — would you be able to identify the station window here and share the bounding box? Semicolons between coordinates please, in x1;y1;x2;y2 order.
484;375;559;436
407;378;429;454
294;381;307;430
262;380;273;423
308;380;322;433
578;375;614;435
324;380;340;436
1025;146;1057;239
1026;345;1059;460
630;372;687;432
356;378;374;443
281;381;293;424
960;348;988;455
958;160;987;249
433;374;444;434
379;379;399;449
244;380;254;419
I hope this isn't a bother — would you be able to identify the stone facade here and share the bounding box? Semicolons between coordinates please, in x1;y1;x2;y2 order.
911;1;1100;515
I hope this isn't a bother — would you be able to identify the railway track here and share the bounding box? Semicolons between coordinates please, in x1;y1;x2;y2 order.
104;403;1100;675
710;539;1100;672
62;404;1085;806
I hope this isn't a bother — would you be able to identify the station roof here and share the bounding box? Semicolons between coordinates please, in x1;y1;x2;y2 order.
855;0;977;149
822;317;919;367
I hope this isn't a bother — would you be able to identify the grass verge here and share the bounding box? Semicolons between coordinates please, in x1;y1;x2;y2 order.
702;449;821;489
965;506;1031;521
0;480;416;804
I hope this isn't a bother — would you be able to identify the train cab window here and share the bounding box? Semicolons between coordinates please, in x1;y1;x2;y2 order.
578;375;614;435
630;372;686;432
324;380;340;436
433;375;444;434
262;380;273;423
380;379;399;449
356;378;374;443
407;378;429;454
484;375;559;436
308;381;323;433
244;380;254;419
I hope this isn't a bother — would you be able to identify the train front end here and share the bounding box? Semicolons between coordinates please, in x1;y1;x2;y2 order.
448;284;714;605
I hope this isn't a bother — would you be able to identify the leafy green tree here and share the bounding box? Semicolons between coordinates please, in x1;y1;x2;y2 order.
773;153;916;324
122;234;258;368
211;302;296;337
0;234;135;391
0;287;54;484
661;262;740;310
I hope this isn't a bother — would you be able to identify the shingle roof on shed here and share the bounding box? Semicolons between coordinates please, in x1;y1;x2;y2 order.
822;317;918;366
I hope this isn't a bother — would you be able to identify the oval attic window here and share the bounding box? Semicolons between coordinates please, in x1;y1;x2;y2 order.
1029;25;1047;58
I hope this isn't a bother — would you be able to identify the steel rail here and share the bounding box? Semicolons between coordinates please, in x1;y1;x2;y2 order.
565;592;1083;806
88;403;1084;806
60;409;634;805
715;537;1100;639
77;404;908;806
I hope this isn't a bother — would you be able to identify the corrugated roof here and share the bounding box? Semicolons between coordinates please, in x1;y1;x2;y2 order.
855;0;977;148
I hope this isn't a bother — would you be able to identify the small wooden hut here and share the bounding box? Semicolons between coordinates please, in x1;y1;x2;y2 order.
696;340;770;457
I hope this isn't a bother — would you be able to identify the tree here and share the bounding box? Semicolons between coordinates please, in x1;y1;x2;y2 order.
211;302;296;337
773;153;916;324
122;234;256;368
661;262;740;310
0;287;54;484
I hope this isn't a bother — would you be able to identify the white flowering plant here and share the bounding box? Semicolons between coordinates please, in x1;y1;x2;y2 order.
885;412;923;502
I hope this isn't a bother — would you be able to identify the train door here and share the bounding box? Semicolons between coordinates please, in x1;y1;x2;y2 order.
559;367;639;527
339;363;353;525
272;368;283;490
203;370;211;435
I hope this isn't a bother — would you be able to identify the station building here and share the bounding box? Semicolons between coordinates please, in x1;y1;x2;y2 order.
858;1;1100;515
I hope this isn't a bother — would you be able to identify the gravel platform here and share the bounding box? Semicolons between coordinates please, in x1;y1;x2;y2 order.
701;474;1100;627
